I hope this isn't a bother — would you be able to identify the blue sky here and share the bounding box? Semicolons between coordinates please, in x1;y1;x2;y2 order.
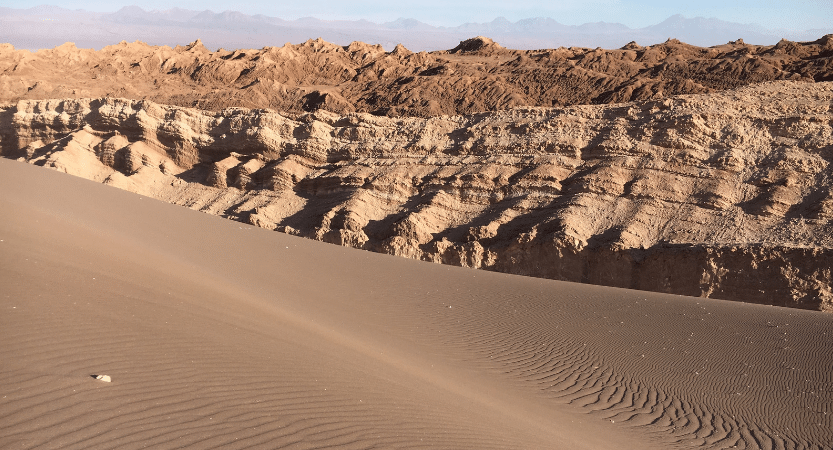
7;1;833;30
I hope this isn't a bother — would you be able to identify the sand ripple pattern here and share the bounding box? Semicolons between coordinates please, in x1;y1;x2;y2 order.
407;284;833;450
0;279;533;450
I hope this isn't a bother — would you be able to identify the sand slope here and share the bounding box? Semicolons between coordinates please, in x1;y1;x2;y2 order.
1;158;831;449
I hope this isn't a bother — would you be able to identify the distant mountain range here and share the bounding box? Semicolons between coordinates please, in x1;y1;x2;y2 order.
0;4;828;51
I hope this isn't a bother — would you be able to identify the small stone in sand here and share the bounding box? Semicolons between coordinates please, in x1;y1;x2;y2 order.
92;374;111;382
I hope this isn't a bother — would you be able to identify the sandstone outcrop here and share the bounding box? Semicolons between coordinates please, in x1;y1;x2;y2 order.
0;35;831;117
2;80;832;310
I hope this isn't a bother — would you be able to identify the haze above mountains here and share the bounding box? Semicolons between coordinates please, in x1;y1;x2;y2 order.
1;4;828;52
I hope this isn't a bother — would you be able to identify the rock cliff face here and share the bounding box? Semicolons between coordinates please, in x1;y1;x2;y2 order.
1;34;832;117
2;81;832;310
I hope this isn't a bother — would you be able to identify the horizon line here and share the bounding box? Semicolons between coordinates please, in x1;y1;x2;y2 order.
5;4;815;33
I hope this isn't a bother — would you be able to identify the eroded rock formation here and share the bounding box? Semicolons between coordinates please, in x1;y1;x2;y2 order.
2;80;832;310
1;34;831;117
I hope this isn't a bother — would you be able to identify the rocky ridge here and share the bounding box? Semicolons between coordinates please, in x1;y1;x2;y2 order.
2;80;832;310
1;34;832;118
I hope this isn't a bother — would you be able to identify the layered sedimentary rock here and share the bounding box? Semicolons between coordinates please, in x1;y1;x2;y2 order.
0;34;831;117
2;80;832;310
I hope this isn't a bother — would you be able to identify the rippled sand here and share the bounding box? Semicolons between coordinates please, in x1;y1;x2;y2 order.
1;159;831;449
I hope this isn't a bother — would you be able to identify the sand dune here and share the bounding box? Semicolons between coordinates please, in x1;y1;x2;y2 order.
1;158;831;449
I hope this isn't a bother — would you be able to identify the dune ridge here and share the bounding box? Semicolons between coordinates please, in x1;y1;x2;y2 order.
2;80;833;310
1;158;831;449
